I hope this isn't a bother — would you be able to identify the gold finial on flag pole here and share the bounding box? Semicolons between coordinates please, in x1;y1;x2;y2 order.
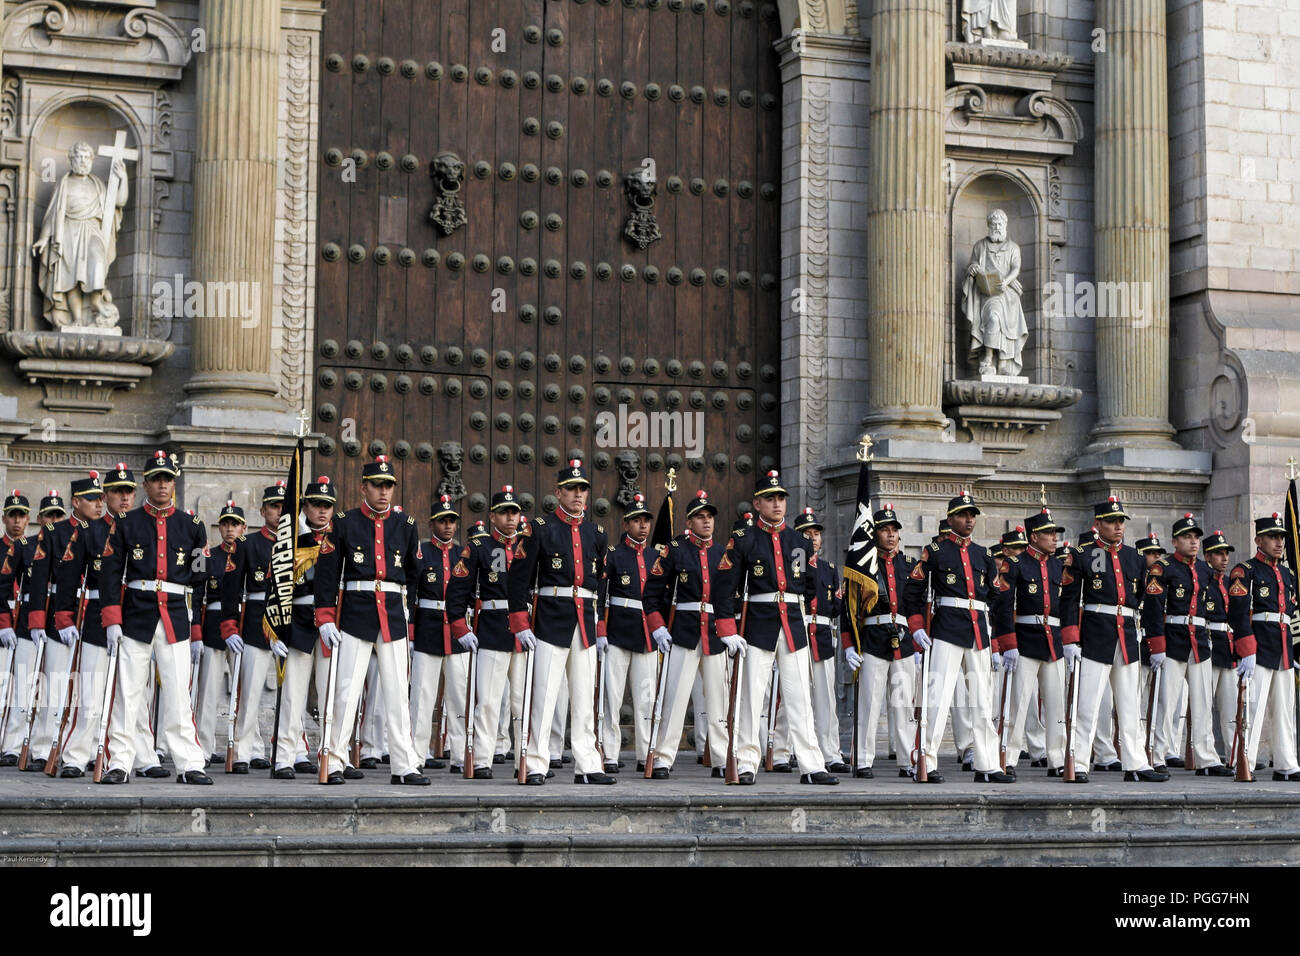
295;408;310;438
856;434;874;462
665;467;677;494
1288;456;1298;482
1040;483;1047;508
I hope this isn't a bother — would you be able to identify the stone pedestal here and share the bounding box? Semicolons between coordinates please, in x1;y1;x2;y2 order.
862;0;947;440
1089;0;1177;451
0;331;174;414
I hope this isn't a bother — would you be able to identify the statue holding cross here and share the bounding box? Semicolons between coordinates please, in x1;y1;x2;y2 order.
31;132;137;331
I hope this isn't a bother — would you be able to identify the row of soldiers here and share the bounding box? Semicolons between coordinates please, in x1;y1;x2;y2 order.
0;450;1293;787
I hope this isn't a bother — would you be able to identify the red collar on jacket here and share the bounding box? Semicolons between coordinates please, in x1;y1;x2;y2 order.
144;501;175;518
491;527;518;544
686;531;713;549
553;506;584;527
757;517;784;533
625;534;648;551
1256;550;1279;567
361;503;390;522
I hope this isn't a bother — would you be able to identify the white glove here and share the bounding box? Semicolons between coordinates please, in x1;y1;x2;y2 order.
516;628;537;651
652;626;672;654
458;632;479;652
1002;647;1019;673
596;635;608;656
1149;652;1166;670
911;628;932;651
224;634;245;655
721;634;748;658
29;628;47;647
190;639;202;668
57;626;78;647
318;622;340;650
845;647;864;671
105;623;122;654
1064;643;1081;672
0;627;14;649
270;639;289;659
991;651;1003;672
1237;653;1256;680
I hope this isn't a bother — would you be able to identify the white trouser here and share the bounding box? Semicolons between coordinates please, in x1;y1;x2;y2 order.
951;667;974;757
757;659;790;764
1151;665;1187;759
495;657;512;755
526;628;600;776
549;671;570;761
412;651;469;766
852;653;916;769
602;645;658;763
1074;645;1149;773
738;642;824;776
58;643;154;771
360;654;387;758
1024;690;1047;759
1246;664;1299;773
35;639;78;760
1093;679;1118;764
273;644;316;770
2;640;42;755
653;644;728;769
1213;665;1239;761
691;672;706;756
810;656;841;766
234;645;273;763
1003;656;1065;770
922;640;997;773
1153;656;1215;767
324;633;420;777
474;648;513;770
107;625;204;774
193;646;228;759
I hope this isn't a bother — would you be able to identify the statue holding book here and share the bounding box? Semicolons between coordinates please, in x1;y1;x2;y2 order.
962;209;1028;377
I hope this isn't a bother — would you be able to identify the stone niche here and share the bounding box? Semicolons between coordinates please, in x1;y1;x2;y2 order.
0;1;190;411
941;41;1083;455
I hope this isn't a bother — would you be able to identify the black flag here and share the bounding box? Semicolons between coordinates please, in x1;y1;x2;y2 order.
262;435;303;654
842;445;880;653
650;468;677;553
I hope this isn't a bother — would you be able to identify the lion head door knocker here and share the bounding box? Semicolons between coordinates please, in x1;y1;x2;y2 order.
622;166;662;250
436;441;467;501
614;450;641;510
429;151;468;236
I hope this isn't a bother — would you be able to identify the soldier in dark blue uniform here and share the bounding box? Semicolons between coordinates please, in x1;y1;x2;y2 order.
408;494;467;772
98;451;211;784
843;504;916;778
1143;513;1230;775
795;507;849;774
642;490;731;777
903;490;1011;784
597;493;657;774
192;500;242;767
446;486;524;779
0;491;30;766
507;458;613;785
220;481;288;772
270;477;339;778
1059;496;1167;783
1202;531;1239;765
713;471;834;785
993;509;1071;777
313;455;428;786
1229;512;1299;781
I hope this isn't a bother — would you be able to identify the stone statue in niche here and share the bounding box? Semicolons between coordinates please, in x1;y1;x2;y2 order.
32;137;136;331
961;0;1020;45
962;209;1028;378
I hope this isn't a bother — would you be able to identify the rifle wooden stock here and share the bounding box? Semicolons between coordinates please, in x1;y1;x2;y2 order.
350;679;366;767
763;660;779;772
1234;675;1252;782
1143;664;1160;767
430;674;444;760
17;637;47;771
517;645;536;784
911;647;929;782
1183;700;1195;771
1063;662;1079;781
463;648;477;778
46;578;89;774
996;666;1011;772
317;645;338;783
92;644;119;783
724;648;743;784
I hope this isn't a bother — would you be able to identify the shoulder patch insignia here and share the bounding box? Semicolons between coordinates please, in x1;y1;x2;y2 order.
33;543;45;560
1146;578;1165;595
597;524;604;534
608;544;616;552
452;560;469;578
461;546;472;559
650;556;665;576
1061;569;1074;586
319;536;335;555
909;562;926;581
1148;562;1163;577
1230;566;1247;580
999;558;1011;574
733;529;745;537
1229;580;1249;597
928;542;939;553
534;516;546;526
101;539;114;557
718;552;732;571
336;510;346;519
61;542;76;563
224;554;237;573
193;514;202;525
238;534;247;542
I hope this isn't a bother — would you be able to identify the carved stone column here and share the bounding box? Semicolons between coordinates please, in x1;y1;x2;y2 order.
1089;0;1175;450
179;0;283;420
861;0;947;442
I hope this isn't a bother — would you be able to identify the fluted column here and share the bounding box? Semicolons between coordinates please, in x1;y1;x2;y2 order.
861;0;946;440
183;0;281;411
1089;0;1175;448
